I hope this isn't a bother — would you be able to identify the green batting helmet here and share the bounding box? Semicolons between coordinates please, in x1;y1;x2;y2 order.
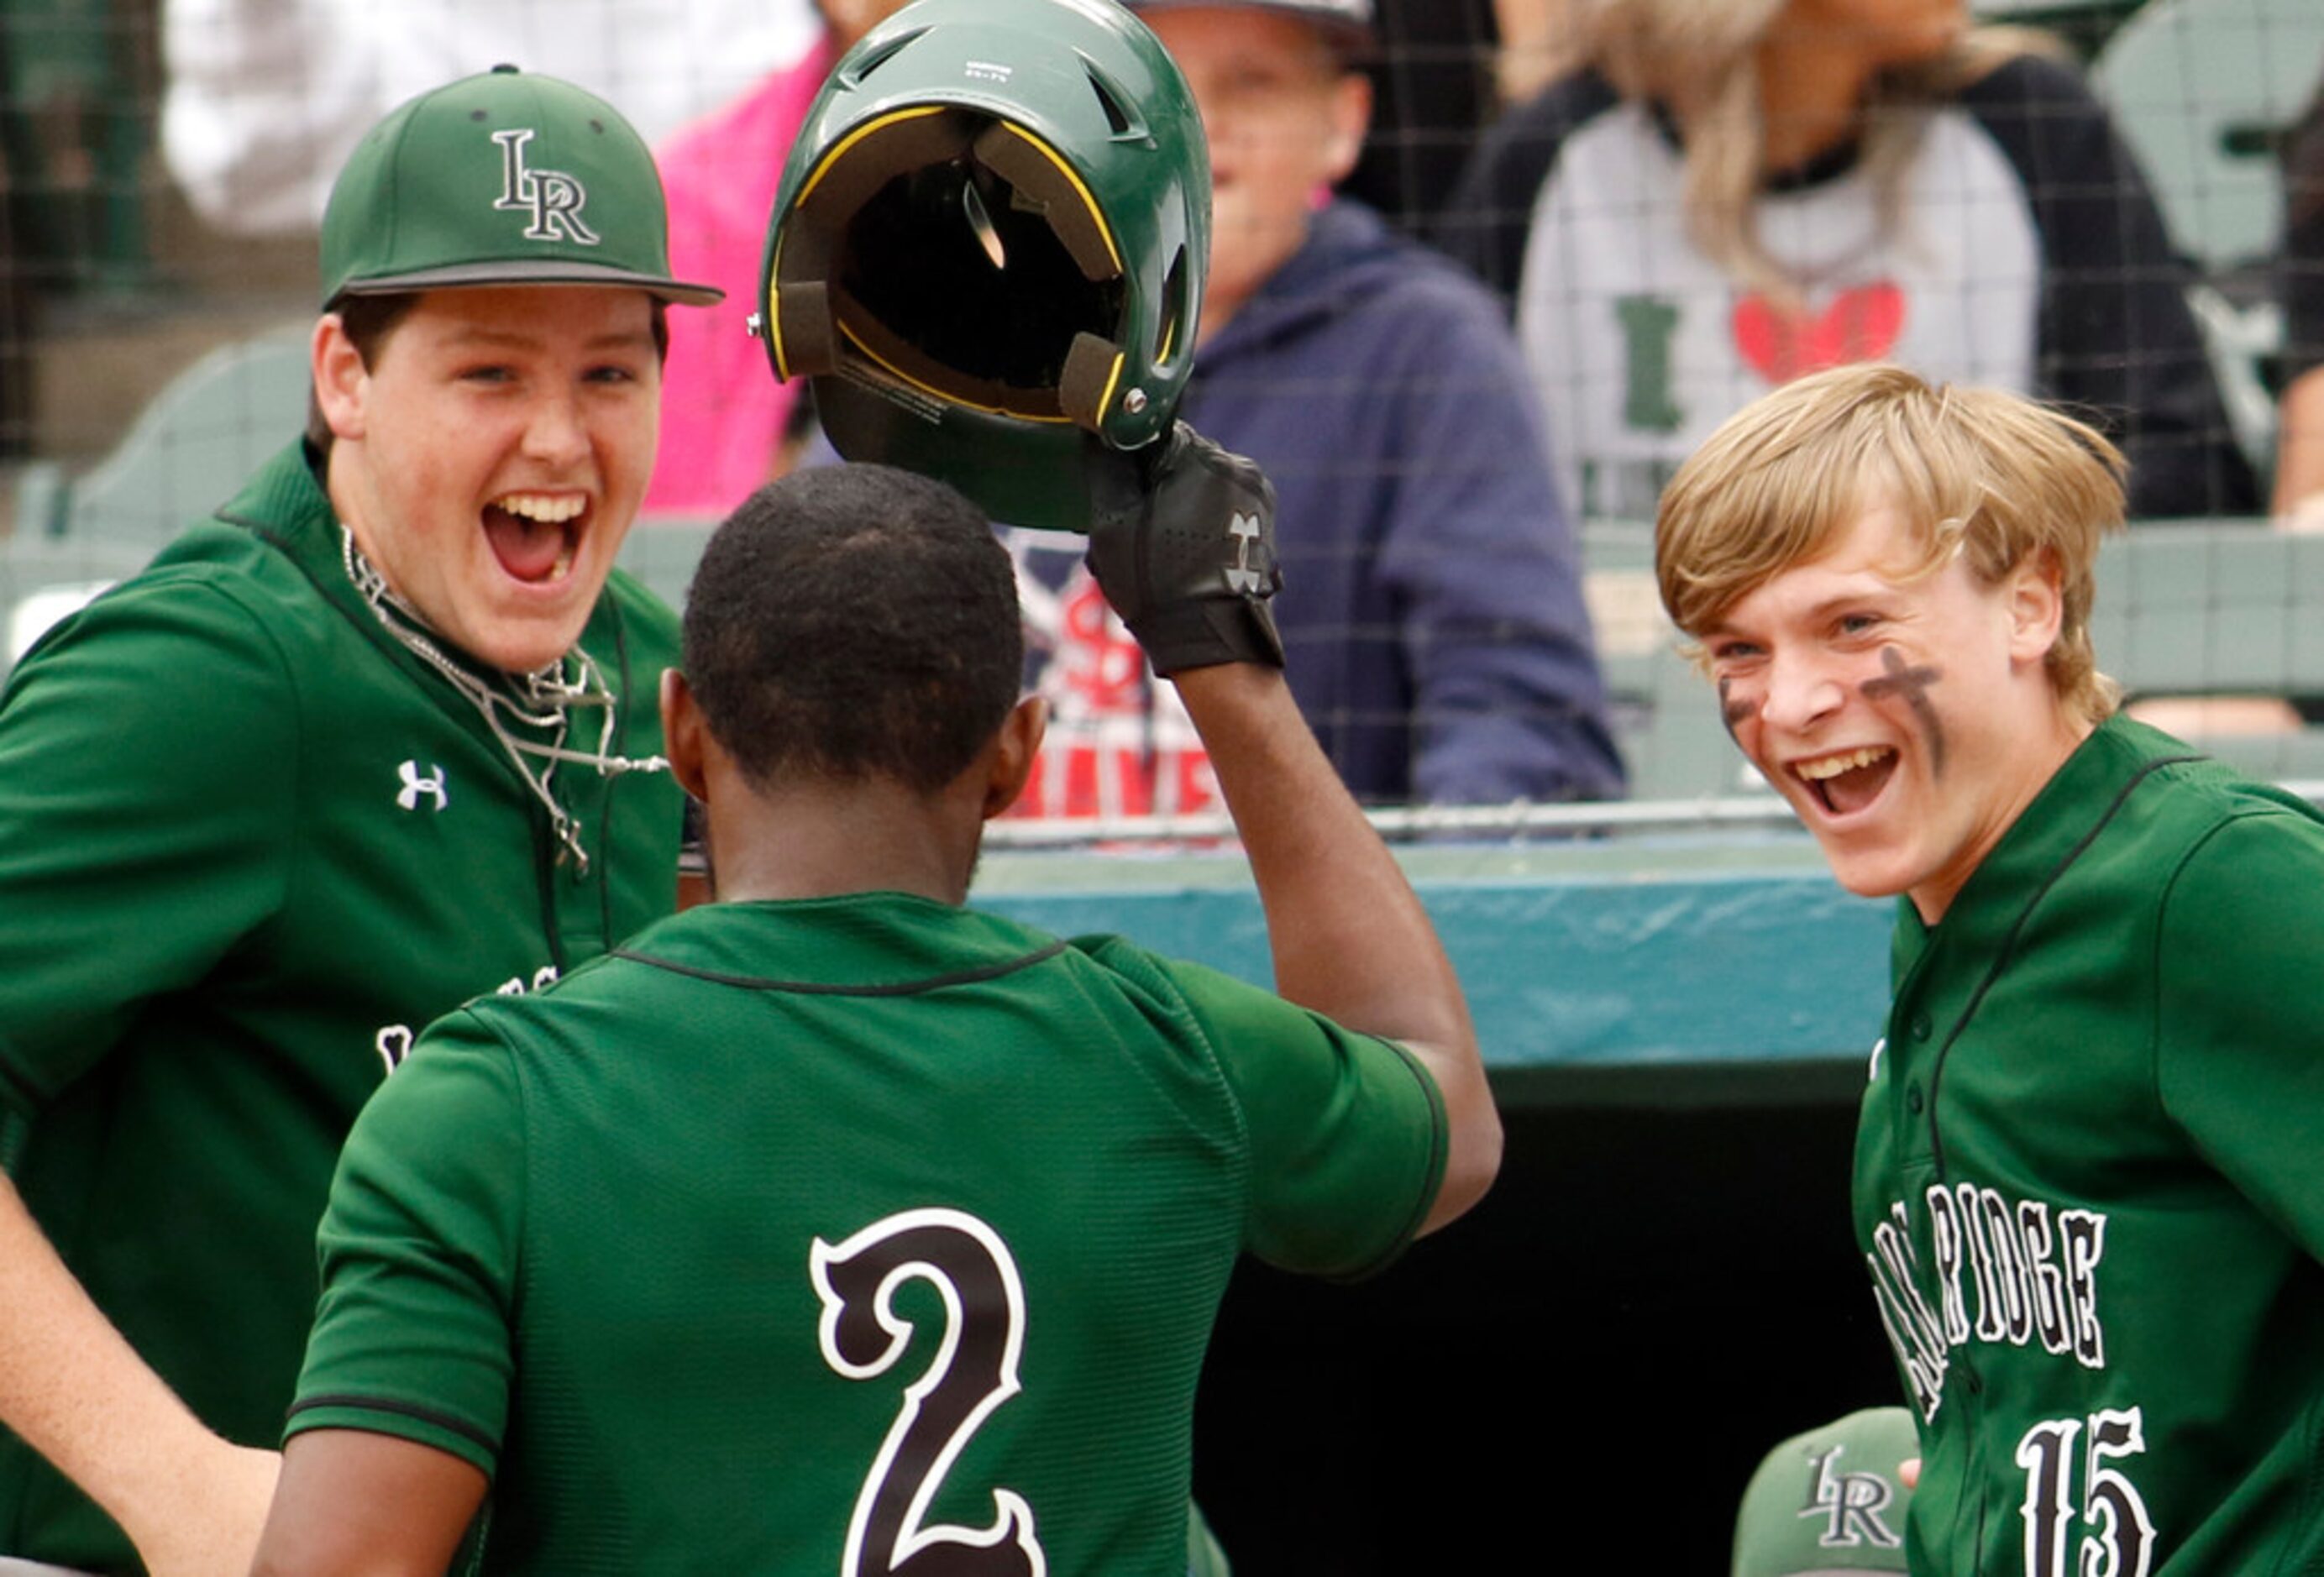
755;0;1209;532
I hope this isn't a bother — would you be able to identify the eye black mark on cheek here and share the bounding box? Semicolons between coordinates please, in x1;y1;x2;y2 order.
1717;677;1751;739
1860;646;1946;778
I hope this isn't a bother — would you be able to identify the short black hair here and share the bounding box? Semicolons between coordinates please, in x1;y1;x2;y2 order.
682;464;1022;794
304;291;672;453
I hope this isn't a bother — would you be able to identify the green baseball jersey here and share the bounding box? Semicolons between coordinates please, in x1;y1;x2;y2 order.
1854;715;2324;1576
289;893;1446;1575
0;442;682;1569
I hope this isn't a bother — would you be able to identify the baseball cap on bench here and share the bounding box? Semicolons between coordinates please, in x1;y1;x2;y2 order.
320;65;721;308
1733;1407;1918;1577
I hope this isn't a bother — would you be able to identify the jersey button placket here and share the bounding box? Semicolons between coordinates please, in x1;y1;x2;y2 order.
1899;1012;1936;1131
1887;999;1937;1161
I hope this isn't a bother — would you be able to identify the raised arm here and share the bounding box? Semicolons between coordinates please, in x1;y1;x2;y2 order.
1085;427;1501;1230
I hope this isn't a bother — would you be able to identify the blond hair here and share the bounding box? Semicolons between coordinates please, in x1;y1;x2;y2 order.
1655;363;2127;724
1574;0;2054;301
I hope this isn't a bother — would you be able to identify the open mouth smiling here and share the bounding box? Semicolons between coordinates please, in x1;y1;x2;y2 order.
484;491;587;585
1793;746;1897;816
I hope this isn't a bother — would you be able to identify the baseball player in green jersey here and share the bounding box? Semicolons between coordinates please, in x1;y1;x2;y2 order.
0;67;714;1575
1656;360;2324;1574
247;446;1501;1575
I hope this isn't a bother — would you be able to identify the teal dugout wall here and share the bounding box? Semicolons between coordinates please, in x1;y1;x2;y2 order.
977;827;1893;1096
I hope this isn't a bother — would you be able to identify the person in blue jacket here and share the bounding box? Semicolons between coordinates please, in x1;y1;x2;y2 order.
1010;0;1623;815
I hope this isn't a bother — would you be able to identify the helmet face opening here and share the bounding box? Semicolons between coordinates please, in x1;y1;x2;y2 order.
834;117;1130;421
761;0;1210;532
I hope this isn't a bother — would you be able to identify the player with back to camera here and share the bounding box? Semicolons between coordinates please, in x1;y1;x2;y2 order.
0;66;713;1575
247;443;1502;1575
1656;361;2324;1574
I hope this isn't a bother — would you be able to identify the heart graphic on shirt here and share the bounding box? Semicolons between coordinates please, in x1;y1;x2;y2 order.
1731;281;1905;385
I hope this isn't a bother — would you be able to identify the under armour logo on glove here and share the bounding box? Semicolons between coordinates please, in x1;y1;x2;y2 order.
1085;422;1285;676
396;760;449;813
1225;512;1267;595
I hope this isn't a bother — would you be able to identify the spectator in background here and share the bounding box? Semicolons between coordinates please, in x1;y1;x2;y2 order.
648;0;910;514
1012;0;1622;815
2276;83;2324;525
1491;0;1586;107
1336;0;1503;236
1440;0;2258;525
161;0;816;233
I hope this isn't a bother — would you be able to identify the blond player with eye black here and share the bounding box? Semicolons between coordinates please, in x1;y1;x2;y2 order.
0;67;714;1574
1659;362;2324;1576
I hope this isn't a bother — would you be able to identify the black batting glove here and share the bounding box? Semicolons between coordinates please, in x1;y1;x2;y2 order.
1084;422;1285;676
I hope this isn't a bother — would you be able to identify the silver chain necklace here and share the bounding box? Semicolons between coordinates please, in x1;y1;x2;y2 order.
342;526;667;872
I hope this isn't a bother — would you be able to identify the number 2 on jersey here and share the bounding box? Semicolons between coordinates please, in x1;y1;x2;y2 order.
2014;1406;2154;1577
813;1208;1048;1577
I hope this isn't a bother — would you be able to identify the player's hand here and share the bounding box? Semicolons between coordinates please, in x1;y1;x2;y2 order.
127;1438;281;1577
1084;422;1285;676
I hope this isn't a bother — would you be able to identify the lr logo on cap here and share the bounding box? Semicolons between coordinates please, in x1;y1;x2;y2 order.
1801;1444;1902;1550
491;128;600;245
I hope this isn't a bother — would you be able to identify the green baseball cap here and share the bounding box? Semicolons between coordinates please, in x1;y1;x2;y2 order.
1733;1407;1919;1577
320;65;721;307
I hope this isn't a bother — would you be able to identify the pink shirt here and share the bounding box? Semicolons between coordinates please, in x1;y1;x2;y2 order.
647;38;837;513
